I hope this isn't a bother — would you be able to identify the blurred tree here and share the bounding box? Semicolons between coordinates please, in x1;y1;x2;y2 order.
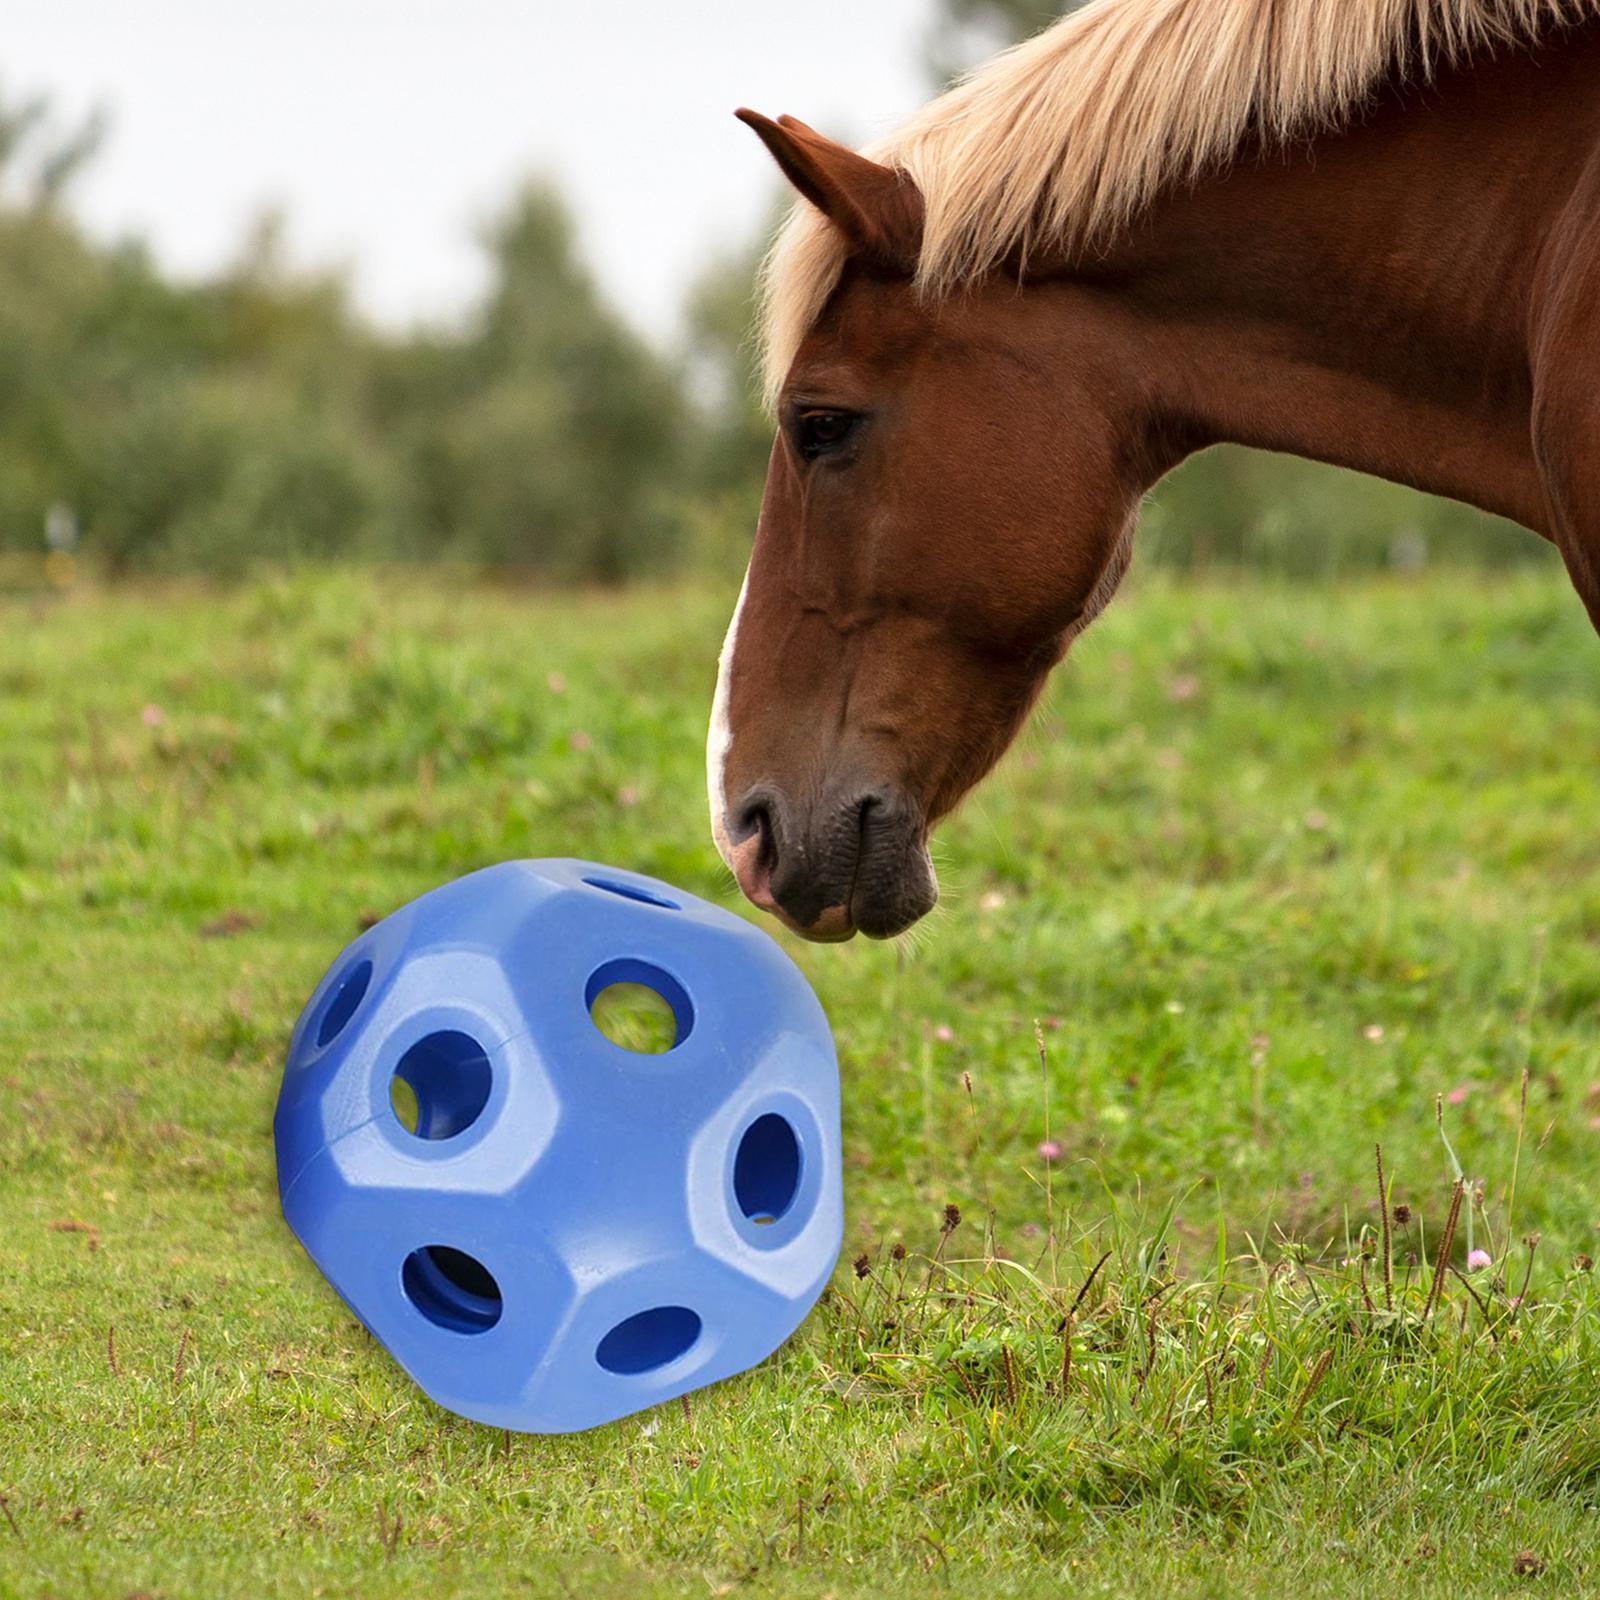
927;1;1077;81
0;86;105;209
0;98;689;581
381;183;686;581
679;223;778;574
941;0;1073;32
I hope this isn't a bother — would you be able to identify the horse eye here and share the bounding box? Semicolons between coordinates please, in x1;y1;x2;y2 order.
796;410;857;459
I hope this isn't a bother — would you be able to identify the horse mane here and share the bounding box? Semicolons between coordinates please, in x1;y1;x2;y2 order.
758;0;1585;403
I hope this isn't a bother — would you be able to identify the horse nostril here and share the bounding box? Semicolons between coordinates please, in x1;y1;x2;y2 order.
752;806;776;870
732;790;780;871
854;789;892;842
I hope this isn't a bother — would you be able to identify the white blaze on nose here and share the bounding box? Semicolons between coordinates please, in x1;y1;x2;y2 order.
706;569;750;869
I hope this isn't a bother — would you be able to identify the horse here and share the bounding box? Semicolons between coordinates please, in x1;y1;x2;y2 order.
704;0;1600;943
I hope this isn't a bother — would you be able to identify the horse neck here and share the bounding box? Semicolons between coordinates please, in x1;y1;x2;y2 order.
1097;28;1600;532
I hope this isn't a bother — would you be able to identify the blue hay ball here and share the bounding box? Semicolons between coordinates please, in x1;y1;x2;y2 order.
274;858;843;1434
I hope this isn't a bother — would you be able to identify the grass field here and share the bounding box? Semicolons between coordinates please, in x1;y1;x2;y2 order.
3;566;1599;1598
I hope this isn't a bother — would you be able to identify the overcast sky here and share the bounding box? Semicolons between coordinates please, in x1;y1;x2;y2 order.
7;0;936;343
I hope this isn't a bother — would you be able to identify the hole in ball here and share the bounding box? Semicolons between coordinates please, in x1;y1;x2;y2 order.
585;959;692;1054
583;875;680;911
401;1245;502;1334
595;1306;702;1375
733;1113;802;1226
317;958;372;1047
389;1074;421;1135
391;1030;492;1139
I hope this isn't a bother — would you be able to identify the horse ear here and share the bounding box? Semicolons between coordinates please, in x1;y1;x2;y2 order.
735;108;921;272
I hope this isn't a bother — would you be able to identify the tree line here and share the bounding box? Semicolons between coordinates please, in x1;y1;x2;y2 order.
0;53;1547;582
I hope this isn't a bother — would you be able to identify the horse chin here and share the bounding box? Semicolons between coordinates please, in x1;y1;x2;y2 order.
788;905;861;944
759;858;939;944
773;839;939;943
849;844;939;941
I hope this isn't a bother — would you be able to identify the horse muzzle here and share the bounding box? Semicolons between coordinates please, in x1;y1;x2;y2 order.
724;781;937;941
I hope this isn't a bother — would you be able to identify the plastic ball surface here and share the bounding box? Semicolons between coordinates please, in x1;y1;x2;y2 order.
274;858;843;1434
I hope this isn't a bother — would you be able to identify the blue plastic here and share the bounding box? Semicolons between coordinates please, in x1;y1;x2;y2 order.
274;858;843;1434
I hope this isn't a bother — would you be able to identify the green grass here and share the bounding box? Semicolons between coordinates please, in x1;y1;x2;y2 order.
2;566;1599;1598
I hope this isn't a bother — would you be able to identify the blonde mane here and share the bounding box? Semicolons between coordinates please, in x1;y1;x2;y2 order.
759;0;1585;403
